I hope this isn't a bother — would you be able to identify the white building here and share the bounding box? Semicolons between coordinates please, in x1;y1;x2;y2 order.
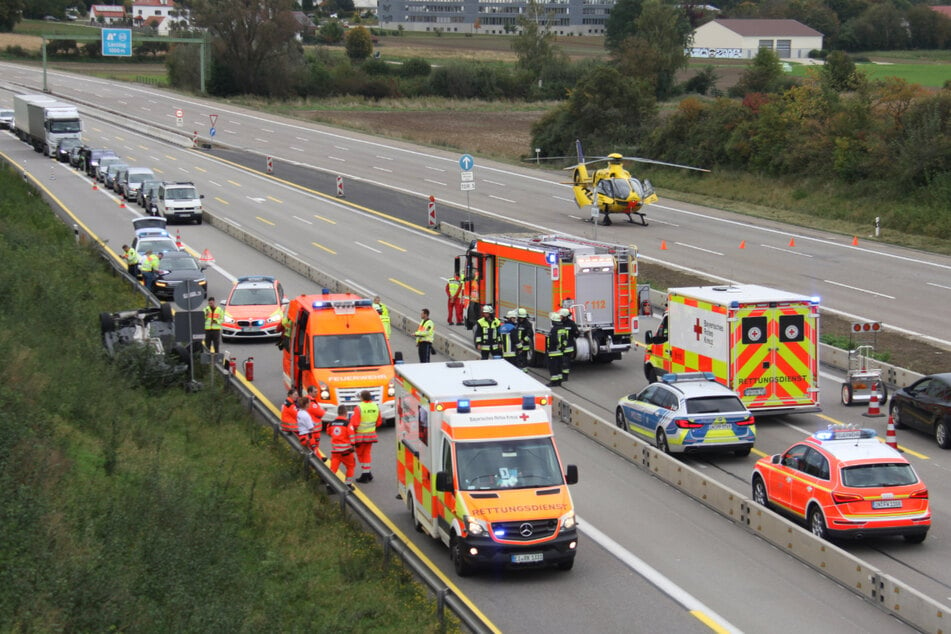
132;0;189;34
691;19;823;60
89;4;126;24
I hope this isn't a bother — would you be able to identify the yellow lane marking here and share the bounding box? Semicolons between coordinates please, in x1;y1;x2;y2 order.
256;216;275;226
214;196;229;205
164;154;177;161
153;167;164;174
751;447;769;458
313;242;336;255
115;135;125;141
138;144;148;150
815;413;929;460
194;166;207;173
379;240;406;252
690;610;731;634
314;214;336;224
390;278;425;295
227;179;242;187
203;153;439;235
266;195;283;203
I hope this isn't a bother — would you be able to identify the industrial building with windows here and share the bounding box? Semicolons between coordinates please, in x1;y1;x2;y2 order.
377;0;614;35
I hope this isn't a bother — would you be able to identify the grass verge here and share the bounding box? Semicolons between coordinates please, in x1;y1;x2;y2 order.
0;162;456;632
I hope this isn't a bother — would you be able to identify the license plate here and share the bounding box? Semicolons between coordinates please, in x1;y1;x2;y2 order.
511;552;544;564
745;387;766;396
709;423;732;431
873;499;902;509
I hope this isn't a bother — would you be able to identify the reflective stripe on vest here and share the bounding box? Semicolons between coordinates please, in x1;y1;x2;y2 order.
329;420;354;453
204;305;223;330
354;401;380;441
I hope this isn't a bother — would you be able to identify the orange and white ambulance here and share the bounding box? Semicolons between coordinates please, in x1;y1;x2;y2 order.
282;293;398;423
395;359;578;576
644;284;820;414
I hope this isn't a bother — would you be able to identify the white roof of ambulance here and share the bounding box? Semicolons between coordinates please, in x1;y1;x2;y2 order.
668;284;815;306
395;360;550;401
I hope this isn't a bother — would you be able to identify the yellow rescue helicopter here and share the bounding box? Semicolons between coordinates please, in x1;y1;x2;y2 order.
565;140;709;226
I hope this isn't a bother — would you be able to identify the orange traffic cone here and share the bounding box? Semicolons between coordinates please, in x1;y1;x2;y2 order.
660;240;668;250
885;414;898;449
863;388;884;418
852;236;859;246
739;240;746;249
92;183;98;191
788;238;796;247
175;230;183;249
199;249;215;264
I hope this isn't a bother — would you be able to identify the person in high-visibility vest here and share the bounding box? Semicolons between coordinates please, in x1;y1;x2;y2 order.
349;390;381;483
373;295;391;339
326;405;356;491
559;307;579;381
139;249;160;291
547;312;564;387
500;310;519;366
203;297;224;353
120;244;140;277
445;273;464;326
516;308;533;371
280;388;299;435
277;312;291;351
414;308;435;363
474;305;501;359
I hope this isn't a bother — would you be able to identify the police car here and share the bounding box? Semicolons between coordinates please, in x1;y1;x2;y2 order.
751;426;930;543
615;372;756;456
130;225;180;263
221;275;288;340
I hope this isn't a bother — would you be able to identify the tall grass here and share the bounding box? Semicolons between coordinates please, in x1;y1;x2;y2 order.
0;163;455;632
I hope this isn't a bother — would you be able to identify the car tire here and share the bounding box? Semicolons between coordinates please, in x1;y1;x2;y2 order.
808;506;828;540
935;419;951;449
655;429;670;454
615;407;628;431
734;446;752;458
99;312;116;333
752;476;768;507
644;363;658;384
903;532;927;544
556;558;574;571
891;403;905;429
450;533;473;577
407;494;423;533
159;302;174;322
840;383;853;406
879;383;888;406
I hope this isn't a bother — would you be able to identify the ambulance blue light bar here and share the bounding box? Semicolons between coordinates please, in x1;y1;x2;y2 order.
813;426;876;441
522;396;535;410
458;399;471;413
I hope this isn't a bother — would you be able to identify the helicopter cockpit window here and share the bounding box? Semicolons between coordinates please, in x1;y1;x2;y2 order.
611;178;633;199
596;179;616;198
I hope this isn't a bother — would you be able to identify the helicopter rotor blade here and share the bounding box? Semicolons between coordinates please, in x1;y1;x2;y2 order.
618;156;710;172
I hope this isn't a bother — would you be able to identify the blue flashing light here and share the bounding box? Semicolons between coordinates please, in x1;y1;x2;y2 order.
312;301;331;309
545;252;558;265
810;296;821;305
730;301;740;309
493;527;506;538
237;275;275;283
813;426;876;441
522;395;535;410
458;398;471;414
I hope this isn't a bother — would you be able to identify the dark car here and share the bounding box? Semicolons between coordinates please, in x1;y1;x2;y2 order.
55;138;82;162
68;144;86;168
83;148;117;177
890;373;951;448
137;179;162;212
152;251;207;301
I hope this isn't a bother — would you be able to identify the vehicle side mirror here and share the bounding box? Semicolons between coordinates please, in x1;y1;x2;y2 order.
565;464;578;485
219;300;226;306
644;330;654;345
393;351;403;363
200;194;205;199
435;471;453;492
281;297;290;306
771;454;781;465
297;356;308;370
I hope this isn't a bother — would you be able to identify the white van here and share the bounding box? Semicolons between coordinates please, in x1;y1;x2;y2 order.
157;181;204;224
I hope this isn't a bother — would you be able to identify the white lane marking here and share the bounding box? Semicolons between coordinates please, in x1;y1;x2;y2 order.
374;166;393;173
328;155;346;162
254;137;268;143
649;218;680;227
334;144;349;151
224;129;236;134
376;155;393;161
761;244;813;258
293;215;313;225
927;282;951;291
580;521;741;634
295;136;309;142
209;180;222;187
274;244;298;256
355;241;381;254
230;120;241;126
424;179;447;186
483;179;504;186
824;279;895;300
262;128;274;133
489;194;516;203
290;146;304;152
674;242;723;256
426;166;446;173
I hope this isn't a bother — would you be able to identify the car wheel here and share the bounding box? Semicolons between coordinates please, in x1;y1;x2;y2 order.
903;532;927;544
99;311;116;333
644;363;658;384
879;383;888;407
656;429;670;454
891;403;906;429
840;383;853;406
159;302;174;322
734;446;752;458
450;533;473;577
935;419;951;449
752;476;768;507
615;407;628;431
808;506;828;540
407;495;423;533
556;558;574;571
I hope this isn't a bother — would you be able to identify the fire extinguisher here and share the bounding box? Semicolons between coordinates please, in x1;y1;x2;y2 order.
229;356;237;374
243;357;254;382
641;300;652;316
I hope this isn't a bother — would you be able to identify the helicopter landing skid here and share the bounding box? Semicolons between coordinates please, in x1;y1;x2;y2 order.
625;212;648;226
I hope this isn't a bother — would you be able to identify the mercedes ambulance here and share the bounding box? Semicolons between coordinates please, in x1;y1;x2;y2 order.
395;359;579;576
282;293;399;423
644;284;820;414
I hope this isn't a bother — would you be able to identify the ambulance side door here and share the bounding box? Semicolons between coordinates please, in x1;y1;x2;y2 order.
292;308;310;390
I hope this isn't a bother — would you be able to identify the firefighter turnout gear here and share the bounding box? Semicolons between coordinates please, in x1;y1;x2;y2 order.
559;307;579;381
475;306;502;359
547;312;565;386
516;308;533;371
500;310;518;366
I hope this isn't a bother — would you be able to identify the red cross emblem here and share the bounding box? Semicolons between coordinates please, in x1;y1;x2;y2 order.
519;412;530;421
693;318;703;341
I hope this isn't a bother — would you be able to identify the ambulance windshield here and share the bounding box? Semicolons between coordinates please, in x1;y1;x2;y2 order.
456;438;563;490
313;333;391;368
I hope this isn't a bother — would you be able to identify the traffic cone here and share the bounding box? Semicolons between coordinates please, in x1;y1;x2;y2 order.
885;414;898;449
199;249;215;264
852;236;859;246
92;182;98;190
175;230;183;249
739;240;746;249
660;240;668;250
863;388;883;418
788;238;796;247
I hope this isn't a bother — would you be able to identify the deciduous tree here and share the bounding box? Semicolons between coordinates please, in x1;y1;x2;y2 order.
345;25;372;61
0;0;25;31
511;0;567;81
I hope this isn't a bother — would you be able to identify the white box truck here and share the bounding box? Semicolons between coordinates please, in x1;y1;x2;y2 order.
395;359;579;576
13;94;82;156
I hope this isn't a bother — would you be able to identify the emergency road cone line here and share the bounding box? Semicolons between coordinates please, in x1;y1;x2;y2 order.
660;240;668;250
199;248;215;264
788;238;796;247
863;389;884;418
739;240;746;249
885;414;898;449
175;230;183;248
852;236;859;246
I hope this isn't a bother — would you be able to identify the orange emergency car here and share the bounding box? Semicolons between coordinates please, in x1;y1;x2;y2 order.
751;426;930;543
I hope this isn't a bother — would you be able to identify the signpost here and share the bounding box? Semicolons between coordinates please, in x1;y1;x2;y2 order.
101;28;132;57
209;114;218;138
175;108;183;128
459;154;474;230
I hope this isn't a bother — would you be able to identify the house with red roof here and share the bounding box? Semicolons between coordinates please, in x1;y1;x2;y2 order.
89;4;127;24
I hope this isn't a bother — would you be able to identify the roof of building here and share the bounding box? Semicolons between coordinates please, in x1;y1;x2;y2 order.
132;0;178;7
709;19;822;38
930;6;951;18
91;4;126;16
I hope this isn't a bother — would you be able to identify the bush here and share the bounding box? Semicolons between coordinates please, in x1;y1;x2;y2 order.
362;57;389;76
400;56;431;78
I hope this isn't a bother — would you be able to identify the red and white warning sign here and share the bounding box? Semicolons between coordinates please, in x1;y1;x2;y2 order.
427;196;437;227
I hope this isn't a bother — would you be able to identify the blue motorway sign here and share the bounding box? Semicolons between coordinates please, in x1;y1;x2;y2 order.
459;153;474;171
210;127;216;137
101;28;132;57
